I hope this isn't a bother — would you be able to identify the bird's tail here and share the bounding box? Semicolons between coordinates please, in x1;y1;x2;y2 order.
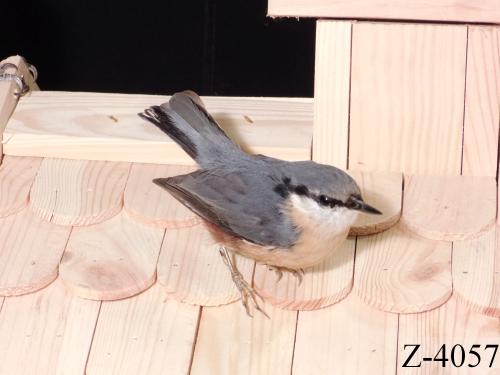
139;90;242;168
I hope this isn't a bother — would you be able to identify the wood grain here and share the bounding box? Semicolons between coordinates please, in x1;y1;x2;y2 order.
293;294;398;374
190;301;297;375
313;21;352;168
124;163;200;228
0;209;71;296
86;284;200;375
0;280;100;375
354;225;452;313
268;0;500;23
0;156;41;217
402;175;496;241
59;212;164;300
350;23;467;176
453;227;499;317
158;224;255;306
462;26;500;177
4;91;313;164
349;171;402;236
30;158;130;226
253;238;354;310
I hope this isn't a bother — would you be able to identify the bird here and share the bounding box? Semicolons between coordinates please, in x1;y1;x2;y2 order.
138;90;381;317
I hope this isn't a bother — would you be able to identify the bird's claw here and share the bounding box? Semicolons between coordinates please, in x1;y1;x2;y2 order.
267;265;305;285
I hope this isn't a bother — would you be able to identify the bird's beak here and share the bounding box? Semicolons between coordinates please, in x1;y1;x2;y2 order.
348;196;383;215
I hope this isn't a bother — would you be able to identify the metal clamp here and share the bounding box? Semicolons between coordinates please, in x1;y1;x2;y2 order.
0;57;38;98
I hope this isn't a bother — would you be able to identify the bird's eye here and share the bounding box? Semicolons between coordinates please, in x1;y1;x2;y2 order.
319;195;331;206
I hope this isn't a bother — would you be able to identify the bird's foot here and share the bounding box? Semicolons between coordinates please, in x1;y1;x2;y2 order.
267;265;305;285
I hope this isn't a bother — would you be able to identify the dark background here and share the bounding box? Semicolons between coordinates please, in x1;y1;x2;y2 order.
1;0;315;97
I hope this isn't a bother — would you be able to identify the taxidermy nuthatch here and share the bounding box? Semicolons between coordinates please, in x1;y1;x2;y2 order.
139;91;381;317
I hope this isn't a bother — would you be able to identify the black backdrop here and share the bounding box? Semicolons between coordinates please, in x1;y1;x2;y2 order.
2;0;315;97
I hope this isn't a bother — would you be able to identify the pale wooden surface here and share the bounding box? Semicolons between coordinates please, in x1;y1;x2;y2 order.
60;212;164;300
402;175;496;241
0;280;100;375
313;21;352;169
349;171;402;236
293;294;398;374
462;27;500;177
124;163;200;228
453;228;499;317
350;23;467;176
190;301;297;375
354;225;452;313
0;156;41;217
87;284;200;375
30;158;130;226
267;0;500;23
253;238;354;310
4;91;313;164
158;224;255;306
0;209;70;296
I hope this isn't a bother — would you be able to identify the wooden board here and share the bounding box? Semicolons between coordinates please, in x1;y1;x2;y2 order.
293;294;398;374
190;301;297;375
124;163;200;228
59;212;164;300
349;23;467;176
86;284;200;375
158;225;255;306
402;175;496;241
267;0;500;23
354;225;452;313
30;158;130;226
0;280;100;375
4;91;313;164
313;21;352;169
0;209;71;296
253;238;355;310
462;26;500;177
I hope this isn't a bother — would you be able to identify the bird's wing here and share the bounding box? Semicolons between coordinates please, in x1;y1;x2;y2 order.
154;168;298;248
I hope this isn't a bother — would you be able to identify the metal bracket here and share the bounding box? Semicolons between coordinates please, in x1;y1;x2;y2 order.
0;57;38;98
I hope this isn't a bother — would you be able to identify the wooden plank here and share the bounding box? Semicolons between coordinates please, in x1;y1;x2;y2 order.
158;225;255;306
453;227;499;317
4;91;313;164
462;26;500;177
397;296;500;373
190;302;296;375
86;284;200;375
59;212;164;300
268;0;500;23
0;209;70;296
349;23;467;176
124;163;200;228
402;175;496;241
30;158;131;226
293;294;398;374
354;225;452;313
253;238;354;310
0;279;100;375
313;21;352;168
0;156;41;217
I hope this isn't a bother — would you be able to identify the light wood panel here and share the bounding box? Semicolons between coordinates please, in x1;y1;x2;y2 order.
253;238;354;310
355;225;452;313
462;27;500;177
86;284;200;375
453;228;499;317
5;91;313;163
60;212;164;300
30;158;130;226
0;156;41;217
402;175;496;241
158;225;254;306
124;163;200;228
313;21;352;168
190;301;297;375
0;209;70;296
0;280;100;375
350;23;467;176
